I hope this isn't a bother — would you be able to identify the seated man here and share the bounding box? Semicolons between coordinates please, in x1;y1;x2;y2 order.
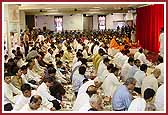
112;77;137;111
21;95;44;111
4;73;22;111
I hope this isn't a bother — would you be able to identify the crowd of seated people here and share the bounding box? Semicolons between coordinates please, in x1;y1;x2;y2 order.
4;27;164;112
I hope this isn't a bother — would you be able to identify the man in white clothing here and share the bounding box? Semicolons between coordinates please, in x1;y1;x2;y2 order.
127;59;141;78
154;84;164;111
4;73;22;111
134;48;143;60
133;64;147;94
13;83;55;111
79;94;103;111
73;85;97;111
97;57;110;81
128;88;156;111
121;57;134;82
159;28;164;57
155;56;164;85
20;95;45;111
37;77;62;110
141;68;160;97
137;49;152;66
102;64;121;99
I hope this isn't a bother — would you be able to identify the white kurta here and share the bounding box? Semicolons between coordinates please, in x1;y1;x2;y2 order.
72;93;90;111
77;80;94;97
4;83;22;105
133;70;146;88
159;32;164;57
20;103;49;111
37;83;56;102
154;84;164;111
128;97;146;111
13;90;53;111
137;53;151;66
101;73;121;97
155;63;164;84
121;63;132;82
141;74;158;97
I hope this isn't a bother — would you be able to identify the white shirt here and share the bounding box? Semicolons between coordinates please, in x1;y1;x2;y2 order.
72;93;90;111
141;74;158;97
128;97;146;111
127;65;139;78
97;60;106;79
21;74;38;89
155;63;164;84
79;103;92;111
72;72;86;93
20;103;49;111
37;83;56;101
102;73;121;97
137;53;151;66
27;69;41;82
113;52;123;67
93;45;99;54
17;59;26;68
88;42;94;54
134;52;141;60
154;84;164;111
77;80;94;97
159;33;164;57
13;90;53;111
82;49;88;59
99;69;109;82
72;61;82;72
43;52;54;64
4;82;22;105
133;70;146;88
121;63;132;82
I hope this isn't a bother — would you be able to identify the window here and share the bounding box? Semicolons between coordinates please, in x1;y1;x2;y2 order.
54;16;63;32
98;15;106;30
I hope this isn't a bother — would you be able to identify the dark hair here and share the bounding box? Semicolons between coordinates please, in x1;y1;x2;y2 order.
4;73;12;79
30;95;42;103
55;54;61;58
144;88;155;100
140;64;147;71
76;51;83;58
158;56;163;63
139;48;143;53
47;67;56;74
79;65;86;75
86;85;97;97
128;57;134;63
21;65;27;70
21;83;31;93
103;57;110;64
83;78;89;84
107;64;114;71
56;60;63;66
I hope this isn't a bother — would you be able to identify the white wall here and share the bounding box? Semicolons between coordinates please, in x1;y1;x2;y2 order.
63;14;83;31
35;15;55;31
112;13;124;21
93;15;98;30
35;14;83;31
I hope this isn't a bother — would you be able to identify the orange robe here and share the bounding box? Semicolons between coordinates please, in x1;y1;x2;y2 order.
109;38;119;49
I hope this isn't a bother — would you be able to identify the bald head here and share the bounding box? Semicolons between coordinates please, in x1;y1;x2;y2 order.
152;68;161;79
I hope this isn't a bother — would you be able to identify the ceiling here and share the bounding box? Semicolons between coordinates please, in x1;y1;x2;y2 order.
18;4;148;15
